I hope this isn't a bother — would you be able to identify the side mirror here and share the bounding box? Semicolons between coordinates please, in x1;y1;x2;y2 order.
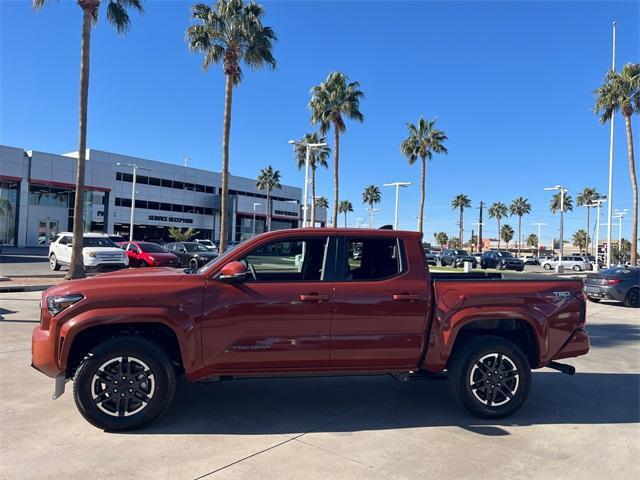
219;261;247;283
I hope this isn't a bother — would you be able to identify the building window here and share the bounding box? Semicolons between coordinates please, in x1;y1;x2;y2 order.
0;181;18;245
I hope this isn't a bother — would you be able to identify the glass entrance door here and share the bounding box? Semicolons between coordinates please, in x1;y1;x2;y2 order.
38;220;58;245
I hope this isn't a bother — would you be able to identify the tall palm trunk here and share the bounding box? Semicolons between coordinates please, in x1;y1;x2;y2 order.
219;74;233;253
344;211;347;228
517;216;522;256
369;205;374;227
67;7;94;280
266;189;271;231
497;219;501;250
332;127;340;227
311;168;316;227
624;114;638;265
585;207;591;255
418;156;425;233
458;207;463;245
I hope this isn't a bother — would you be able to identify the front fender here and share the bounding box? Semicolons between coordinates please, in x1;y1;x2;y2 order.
58;307;199;375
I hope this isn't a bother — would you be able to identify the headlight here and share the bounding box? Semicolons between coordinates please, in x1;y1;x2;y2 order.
46;294;84;316
87;251;97;257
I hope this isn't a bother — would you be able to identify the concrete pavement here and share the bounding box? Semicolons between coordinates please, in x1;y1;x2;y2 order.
0;292;638;480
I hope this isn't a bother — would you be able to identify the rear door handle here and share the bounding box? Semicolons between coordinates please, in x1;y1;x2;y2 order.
392;293;423;301
300;294;330;302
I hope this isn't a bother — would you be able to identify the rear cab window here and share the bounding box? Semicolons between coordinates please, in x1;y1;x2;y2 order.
337;236;406;281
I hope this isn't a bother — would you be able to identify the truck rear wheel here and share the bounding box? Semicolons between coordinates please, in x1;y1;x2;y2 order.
73;336;176;431
447;336;531;418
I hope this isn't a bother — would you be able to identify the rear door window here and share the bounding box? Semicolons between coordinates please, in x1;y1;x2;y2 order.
338;237;405;281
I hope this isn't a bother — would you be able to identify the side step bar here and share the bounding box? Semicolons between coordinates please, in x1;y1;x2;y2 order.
392;371;447;382
546;361;576;375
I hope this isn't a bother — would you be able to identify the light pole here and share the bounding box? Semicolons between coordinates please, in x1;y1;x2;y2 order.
587;197;607;261
472;222;484;252
252;202;262;237
606;21;617;269
545;185;567;261
356;217;365;228
383;181;411;230
116;162;151;242
288;140;327;227
369;208;381;228
531;222;547;255
614;209;628;263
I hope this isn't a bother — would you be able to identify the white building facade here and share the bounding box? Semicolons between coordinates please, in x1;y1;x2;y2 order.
0;145;326;247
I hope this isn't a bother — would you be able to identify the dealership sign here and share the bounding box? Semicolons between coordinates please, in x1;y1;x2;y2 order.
148;215;193;224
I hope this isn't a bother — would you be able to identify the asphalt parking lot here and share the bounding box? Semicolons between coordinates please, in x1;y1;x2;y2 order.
0;291;638;480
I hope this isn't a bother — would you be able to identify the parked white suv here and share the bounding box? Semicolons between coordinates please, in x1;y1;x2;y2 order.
194;238;219;255
540;255;591;272
49;232;129;272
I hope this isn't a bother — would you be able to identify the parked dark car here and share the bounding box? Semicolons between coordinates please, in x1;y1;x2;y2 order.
584;266;639;307
423;248;438;266
164;242;218;269
481;251;524;271
440;249;477;268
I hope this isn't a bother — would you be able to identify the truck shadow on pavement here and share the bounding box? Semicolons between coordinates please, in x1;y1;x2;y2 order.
586;323;640;348
132;371;639;437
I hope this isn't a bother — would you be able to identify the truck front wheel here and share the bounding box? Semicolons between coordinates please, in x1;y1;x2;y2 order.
73;336;176;431
447;336;531;418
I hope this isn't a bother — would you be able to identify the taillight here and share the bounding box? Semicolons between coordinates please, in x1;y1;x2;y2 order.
607;279;622;285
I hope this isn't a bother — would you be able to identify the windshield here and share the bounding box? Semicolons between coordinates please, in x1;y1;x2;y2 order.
84;237;117;248
497;251;514;258
601;267;635;276
185;243;210;252
197;247;237;274
453;250;468;255
198;240;214;246
139;242;167;253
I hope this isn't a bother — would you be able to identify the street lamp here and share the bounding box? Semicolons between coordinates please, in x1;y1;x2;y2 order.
383;181;411;230
369;208;381;228
614;209;628;264
531;222;547;255
356;217;365;228
288;139;327;228
252;202;262;236
544;185;568;261
116;162;151;242
587;196;606;261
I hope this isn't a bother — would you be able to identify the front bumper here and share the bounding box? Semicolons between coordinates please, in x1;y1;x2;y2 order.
552;328;590;361
31;325;63;378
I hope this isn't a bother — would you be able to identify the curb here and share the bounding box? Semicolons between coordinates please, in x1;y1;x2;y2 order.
0;285;53;293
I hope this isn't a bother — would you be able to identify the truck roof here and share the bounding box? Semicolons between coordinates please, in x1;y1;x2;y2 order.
255;227;423;239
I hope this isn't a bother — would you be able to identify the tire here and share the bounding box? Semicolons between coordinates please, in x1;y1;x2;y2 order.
624;288;639;308
572;265;581;272
447;335;531;419
50;253;61;271
139;261;148;268
543;263;552;270
587;296;601;303
73;336;176;431
189;258;198;270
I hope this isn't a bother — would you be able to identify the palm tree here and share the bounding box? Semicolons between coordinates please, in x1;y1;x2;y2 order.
488;202;508;250
500;224;515;250
435;232;449;249
594;63;639;265
572;229;588;252
526;233;539;252
33;0;144;279
451;194;471;245
400;117;448;233
315;196;329;209
294;132;330;226
362;185;381;228
576;187;600;253
550;192;573;213
256;166;281;231
449;237;461;249
338;200;353;227
309;72;364;227
509;197;532;256
186;0;277;252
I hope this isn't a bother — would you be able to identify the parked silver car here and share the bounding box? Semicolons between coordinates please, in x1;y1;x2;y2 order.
540;255;591;272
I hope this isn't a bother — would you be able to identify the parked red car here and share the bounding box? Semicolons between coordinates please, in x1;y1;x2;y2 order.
118;241;179;268
33;228;589;430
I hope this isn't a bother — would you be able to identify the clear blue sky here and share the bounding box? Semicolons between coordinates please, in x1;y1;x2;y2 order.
1;0;638;244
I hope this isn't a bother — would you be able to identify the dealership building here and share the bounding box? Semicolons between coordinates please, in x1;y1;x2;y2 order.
0;144;325;247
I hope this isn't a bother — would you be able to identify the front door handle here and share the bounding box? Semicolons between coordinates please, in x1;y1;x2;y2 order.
299;294;330;302
392;293;423;302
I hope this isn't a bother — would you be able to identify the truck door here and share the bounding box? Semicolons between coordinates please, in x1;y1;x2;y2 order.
200;234;335;371
330;234;431;369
